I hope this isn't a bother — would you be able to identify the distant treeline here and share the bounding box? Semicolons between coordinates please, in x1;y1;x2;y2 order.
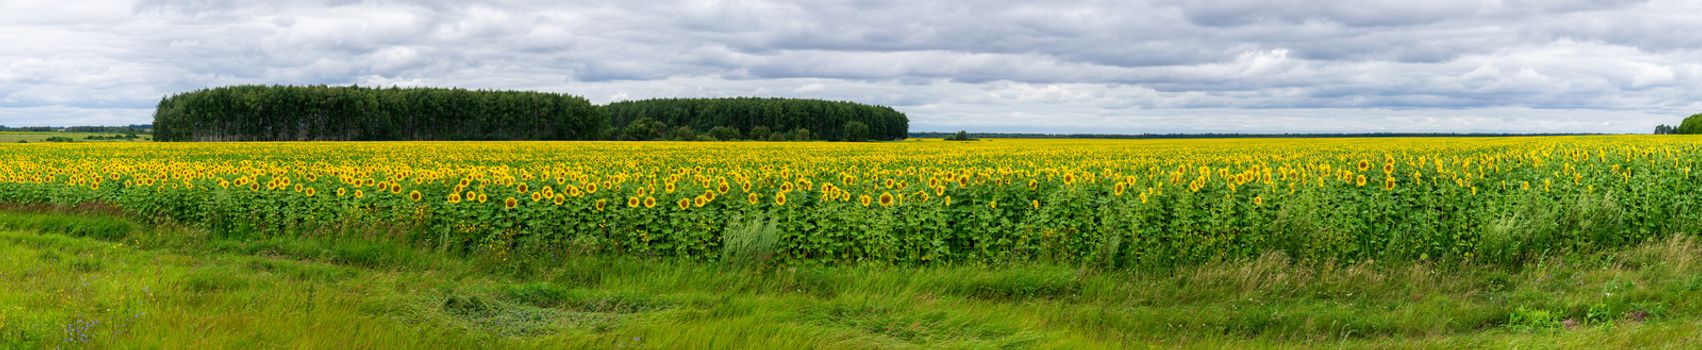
909;132;1611;139
605;98;907;141
154;85;603;141
1657;113;1702;134
152;85;909;142
0;125;152;133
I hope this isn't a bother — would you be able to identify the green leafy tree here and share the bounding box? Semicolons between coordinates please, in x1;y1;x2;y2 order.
748;126;773;141
667;126;699;141
946;130;975;141
841;120;869;141
707;126;742;141
1680;113;1702;134
785;128;812;141
622;117;668;141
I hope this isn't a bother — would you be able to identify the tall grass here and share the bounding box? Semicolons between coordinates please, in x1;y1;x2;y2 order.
721;214;780;268
5;210;1702;348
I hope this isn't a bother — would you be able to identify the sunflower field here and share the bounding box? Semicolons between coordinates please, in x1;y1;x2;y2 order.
1;137;1697;268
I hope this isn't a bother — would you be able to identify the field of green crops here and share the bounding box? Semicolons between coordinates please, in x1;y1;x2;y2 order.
1;137;1698;267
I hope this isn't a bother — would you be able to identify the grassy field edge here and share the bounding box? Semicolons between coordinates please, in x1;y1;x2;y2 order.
2;209;1701;348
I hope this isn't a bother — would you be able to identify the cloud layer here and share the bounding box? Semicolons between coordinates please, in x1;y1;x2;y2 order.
2;0;1698;133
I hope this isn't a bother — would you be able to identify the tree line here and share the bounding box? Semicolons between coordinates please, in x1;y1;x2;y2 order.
154;85;604;141
603;97;907;141
1656;113;1702;134
0;125;151;133
152;85;909;142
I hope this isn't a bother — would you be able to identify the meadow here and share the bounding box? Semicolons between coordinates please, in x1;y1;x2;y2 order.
2;137;1701;348
0;131;149;143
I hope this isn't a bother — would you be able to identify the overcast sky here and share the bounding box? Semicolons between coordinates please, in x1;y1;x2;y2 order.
2;0;1698;133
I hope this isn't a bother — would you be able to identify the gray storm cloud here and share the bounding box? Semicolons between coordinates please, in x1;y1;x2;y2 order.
1;0;1697;133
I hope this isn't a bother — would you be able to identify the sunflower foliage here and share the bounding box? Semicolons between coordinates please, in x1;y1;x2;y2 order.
0;137;1698;269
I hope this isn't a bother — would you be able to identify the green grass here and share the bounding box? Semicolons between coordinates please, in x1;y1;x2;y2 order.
0;131;151;143
3;210;1702;348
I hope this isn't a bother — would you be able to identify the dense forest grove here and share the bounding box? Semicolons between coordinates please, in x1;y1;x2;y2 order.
152;85;908;142
603;97;907;141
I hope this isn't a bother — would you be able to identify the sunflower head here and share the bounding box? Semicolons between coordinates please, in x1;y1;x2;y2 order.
643;196;656;208
594;199;605;211
879;192;894;207
628;196;641;208
504;197;518;209
774;192;787;206
410;190;422;202
554;194;566;206
747;192;760;205
677;198;691;210
859;195;872;207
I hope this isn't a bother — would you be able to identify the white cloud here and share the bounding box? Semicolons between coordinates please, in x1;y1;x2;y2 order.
0;0;1696;133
